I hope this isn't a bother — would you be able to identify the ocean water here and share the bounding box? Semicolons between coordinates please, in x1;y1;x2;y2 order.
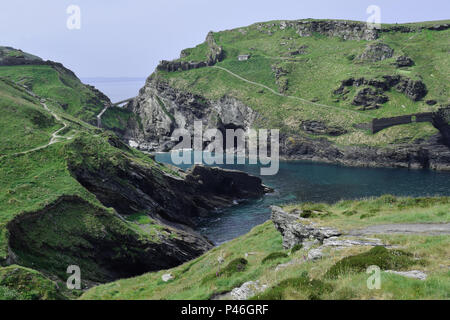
155;152;450;245
81;77;146;103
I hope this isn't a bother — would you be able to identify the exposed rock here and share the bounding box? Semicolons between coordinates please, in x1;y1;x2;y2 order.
307;248;323;260
322;237;385;249
358;43;394;62
162;273;174;282
352;87;388;107
157;31;223;72
395;56;414;67
336;75;427;103
125;77;259;152
426;100;437;106
294;20;378;41
301;120;347;136
271;206;341;249
395;78;427;101
385;270;427;280
230;281;268;300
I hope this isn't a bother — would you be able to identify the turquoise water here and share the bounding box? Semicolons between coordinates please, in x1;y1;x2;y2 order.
155;152;450;245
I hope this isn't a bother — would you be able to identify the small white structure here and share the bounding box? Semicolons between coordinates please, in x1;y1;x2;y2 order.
238;54;251;61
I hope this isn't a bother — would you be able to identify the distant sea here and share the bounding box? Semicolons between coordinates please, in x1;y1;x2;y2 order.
81;77;147;103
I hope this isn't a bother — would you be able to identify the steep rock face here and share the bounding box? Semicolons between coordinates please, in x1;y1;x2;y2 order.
281;131;450;171
125;76;259;151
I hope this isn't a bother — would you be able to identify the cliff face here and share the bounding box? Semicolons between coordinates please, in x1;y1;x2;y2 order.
125;76;259;152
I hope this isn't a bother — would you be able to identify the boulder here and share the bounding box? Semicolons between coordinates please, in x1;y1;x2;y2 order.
271;206;341;249
358;43;394;62
385;270;427;280
395;56;414;67
230;281;267;300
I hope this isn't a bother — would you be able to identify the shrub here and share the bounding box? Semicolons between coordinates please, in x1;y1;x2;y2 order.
252;272;332;300
325;246;420;279
290;244;303;254
342;209;358;216
261;252;289;264
201;258;248;283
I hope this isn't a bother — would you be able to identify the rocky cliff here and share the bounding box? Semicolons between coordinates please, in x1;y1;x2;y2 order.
124;75;259;152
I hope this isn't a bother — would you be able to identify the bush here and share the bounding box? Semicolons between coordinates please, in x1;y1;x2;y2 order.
261;252;289;264
252;272;332;300
201;258;248;283
325;246;420;279
290;244;303;254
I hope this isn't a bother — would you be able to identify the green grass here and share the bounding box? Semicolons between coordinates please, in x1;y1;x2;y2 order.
0;79;62;155
155;20;449;147
325;246;421;279
0;265;65;300
102;107;141;133
81;194;449;300
284;195;450;230
0;64;109;123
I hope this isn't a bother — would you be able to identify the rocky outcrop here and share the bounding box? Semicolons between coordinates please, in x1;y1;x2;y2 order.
125;76;259;152
395;56;414;67
352;87;388;109
335;75;428;105
291;20;378;41
281;131;450;171
68;136;271;229
358;43;394;62
301;120;347;136
274;20;449;41
271;206;341;249
157;32;224;72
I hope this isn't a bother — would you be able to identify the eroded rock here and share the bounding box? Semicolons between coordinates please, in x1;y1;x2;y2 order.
271;206;341;249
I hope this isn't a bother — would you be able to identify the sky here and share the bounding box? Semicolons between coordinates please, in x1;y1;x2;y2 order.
0;0;448;77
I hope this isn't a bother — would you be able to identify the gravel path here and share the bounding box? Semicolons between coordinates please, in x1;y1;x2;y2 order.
347;223;450;236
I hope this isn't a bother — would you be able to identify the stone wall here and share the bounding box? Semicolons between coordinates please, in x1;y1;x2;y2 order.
371;111;435;133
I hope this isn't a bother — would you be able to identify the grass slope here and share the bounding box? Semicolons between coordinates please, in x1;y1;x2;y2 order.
81;195;450;300
156;20;449;147
0;64;109;123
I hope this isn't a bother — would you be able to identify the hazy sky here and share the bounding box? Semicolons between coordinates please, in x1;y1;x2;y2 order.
1;0;448;77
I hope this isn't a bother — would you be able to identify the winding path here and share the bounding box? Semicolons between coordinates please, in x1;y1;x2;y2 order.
212;66;372;119
5;101;73;157
347;223;450;236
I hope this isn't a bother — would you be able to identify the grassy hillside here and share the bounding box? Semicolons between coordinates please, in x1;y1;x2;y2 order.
0;71;195;298
0;55;110;124
155;20;449;147
82;195;450;300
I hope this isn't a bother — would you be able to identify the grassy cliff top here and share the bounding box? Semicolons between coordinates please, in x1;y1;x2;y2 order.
156;19;449;147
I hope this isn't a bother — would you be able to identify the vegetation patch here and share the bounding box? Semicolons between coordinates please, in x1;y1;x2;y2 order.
261;252;289;264
325;246;422;279
252;272;333;300
0;265;65;300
